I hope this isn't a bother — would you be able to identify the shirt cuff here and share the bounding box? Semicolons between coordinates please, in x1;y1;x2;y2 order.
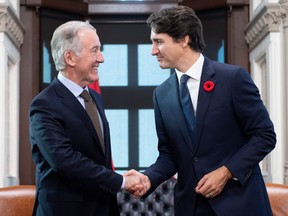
121;176;125;189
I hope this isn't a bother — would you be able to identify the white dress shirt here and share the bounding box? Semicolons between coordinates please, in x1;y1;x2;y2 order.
175;54;204;115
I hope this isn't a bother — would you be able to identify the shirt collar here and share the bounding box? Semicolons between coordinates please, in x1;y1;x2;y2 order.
57;72;87;97
175;53;204;84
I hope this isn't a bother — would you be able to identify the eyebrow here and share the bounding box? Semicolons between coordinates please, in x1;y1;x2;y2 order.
151;37;163;41
91;44;101;50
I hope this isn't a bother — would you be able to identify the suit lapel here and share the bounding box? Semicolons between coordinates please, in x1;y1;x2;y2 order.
52;78;105;154
194;57;216;152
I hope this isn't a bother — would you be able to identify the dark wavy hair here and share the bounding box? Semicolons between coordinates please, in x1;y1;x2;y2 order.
147;6;206;52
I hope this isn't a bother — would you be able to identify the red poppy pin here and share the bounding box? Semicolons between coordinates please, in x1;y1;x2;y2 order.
203;81;215;92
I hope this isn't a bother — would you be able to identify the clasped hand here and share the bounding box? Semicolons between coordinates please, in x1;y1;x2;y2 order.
195;166;232;199
123;169;151;198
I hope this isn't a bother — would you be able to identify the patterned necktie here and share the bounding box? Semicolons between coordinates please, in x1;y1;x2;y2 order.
80;90;105;152
179;74;196;140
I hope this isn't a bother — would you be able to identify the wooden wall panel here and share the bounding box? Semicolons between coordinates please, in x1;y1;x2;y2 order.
19;5;40;185
226;5;249;71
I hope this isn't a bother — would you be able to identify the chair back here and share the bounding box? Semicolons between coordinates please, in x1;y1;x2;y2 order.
266;183;288;216
0;185;35;216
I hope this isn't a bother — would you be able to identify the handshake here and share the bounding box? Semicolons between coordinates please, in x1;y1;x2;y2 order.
123;169;151;198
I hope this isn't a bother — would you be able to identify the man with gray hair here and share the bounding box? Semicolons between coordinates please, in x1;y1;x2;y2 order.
29;20;143;216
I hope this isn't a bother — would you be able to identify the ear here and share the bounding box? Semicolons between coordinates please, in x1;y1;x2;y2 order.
180;35;190;48
64;51;76;67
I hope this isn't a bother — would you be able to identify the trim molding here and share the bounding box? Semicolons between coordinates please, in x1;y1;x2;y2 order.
244;3;285;50
88;2;178;14
280;0;288;184
280;0;288;27
0;4;25;50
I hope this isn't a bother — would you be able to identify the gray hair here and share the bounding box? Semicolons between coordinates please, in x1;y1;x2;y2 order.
51;20;96;71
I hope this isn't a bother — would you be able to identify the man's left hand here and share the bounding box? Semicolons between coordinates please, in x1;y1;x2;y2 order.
195;166;232;198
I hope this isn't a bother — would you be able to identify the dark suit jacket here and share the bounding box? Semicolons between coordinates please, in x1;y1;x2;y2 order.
144;57;276;216
29;78;122;216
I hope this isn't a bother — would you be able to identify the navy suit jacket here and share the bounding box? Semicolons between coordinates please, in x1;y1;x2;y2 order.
29;78;122;216
144;57;276;216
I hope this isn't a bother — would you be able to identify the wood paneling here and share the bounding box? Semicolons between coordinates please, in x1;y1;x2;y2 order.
19;5;40;185
182;0;249;11
226;5;249;70
22;0;87;14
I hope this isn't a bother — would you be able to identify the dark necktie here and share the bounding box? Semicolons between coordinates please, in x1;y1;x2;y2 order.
179;74;196;139
80;90;105;152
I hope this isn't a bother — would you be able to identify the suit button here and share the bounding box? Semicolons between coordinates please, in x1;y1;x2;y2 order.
193;157;199;162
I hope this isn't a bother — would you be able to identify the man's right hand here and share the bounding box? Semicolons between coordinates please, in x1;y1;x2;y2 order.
123;169;151;197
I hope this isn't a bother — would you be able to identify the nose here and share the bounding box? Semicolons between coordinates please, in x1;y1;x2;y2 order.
151;44;159;56
97;51;104;63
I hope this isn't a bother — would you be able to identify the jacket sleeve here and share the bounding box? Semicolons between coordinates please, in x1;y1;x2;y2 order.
224;68;276;185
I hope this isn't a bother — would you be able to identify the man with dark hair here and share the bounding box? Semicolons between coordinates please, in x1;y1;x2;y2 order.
126;6;276;216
